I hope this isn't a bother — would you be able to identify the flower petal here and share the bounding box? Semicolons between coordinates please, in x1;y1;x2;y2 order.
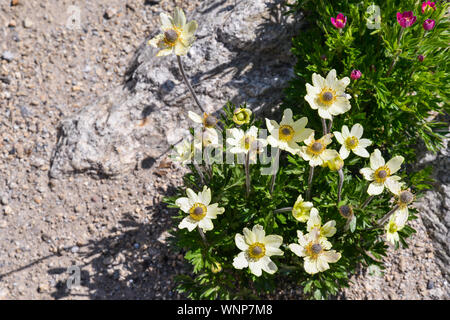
334;131;344;144
200;186;211;205
175;197;192;213
385;176;402;194
289;243;306;257
318;107;332;120
281;108;293;125
198;217;214;231
304;257;319;275
339;145;350;160
188;111;203;124
232;251;249;269
160;13;173;30
368;182;385;195
351;123;364;139
353;146;370;158
260;256;278;274
252;225;266;242
248;261;263;277
264;235;283;250
243;227;256;244
186;188;200;203
322;250;341;263
370;149;385;170
386;156;404;174
235;233;249;251
173;7;186;28
179;217;198;232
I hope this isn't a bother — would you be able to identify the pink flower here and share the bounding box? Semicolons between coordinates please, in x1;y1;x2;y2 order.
418;55;425;62
423;19;435;30
350;70;362;80
331;13;347;29
421;1;436;14
396;11;417;28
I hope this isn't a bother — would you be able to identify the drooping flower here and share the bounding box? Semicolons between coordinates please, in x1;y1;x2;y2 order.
423;19;435;31
333;123;372;159
306;210;337;239
189;111;220;147
148;7;198;56
226;126;267;155
265;108;313;155
292;194;317;223
396;11;417;28
175;186;225;232
385;209;409;244
289;229;341;275
421;1;436;14
298;132;338;167
232;225;283;277
324;153;344;171
360;149;404;195
350;69;362;80
172;139;193;164
233;108;252;125
331;13;347;29
305;69;351;120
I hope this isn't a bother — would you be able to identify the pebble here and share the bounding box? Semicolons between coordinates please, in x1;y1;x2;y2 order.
23;18;33;28
1;197;8;205
102;256;113;265
3;206;13;215
105;7;118;19
1;51;15;62
71;246;80;253
0;287;8;300
427;280;435;290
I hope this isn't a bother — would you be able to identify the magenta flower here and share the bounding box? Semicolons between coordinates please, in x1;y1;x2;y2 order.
331;13;347;29
421;1;436;14
350;70;362;80
418;55;425;62
396;11;417;28
423;19;435;30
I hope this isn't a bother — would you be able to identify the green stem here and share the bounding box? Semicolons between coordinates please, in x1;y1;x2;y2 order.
386;28;405;77
306;166;315;201
177;55;206;114
269;149;280;195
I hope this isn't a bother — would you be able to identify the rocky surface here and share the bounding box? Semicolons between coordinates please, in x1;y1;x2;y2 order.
49;0;299;179
0;0;448;300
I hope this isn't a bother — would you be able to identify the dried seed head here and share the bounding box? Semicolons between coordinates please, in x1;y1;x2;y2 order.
339;205;353;218
204;115;217;128
399;190;414;205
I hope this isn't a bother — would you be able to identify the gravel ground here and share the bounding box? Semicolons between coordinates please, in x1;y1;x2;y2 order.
0;0;448;300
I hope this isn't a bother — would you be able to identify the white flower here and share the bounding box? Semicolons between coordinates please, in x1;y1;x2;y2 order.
306;210;337;239
360;149;404;195
226;126;267;155
385;209;409;244
289;229;341;275
148;7;198;56
265;108;313;155
292;194;316;222
298;132;338;167
232;225;283;277
175;186;224;232
333;123;372;159
305;69;351;120
172;139;193;164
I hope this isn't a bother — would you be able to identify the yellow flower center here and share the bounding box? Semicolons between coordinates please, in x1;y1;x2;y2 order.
189;203;207;221
345;136;359;150
278;125;294;142
248;242;266;260
318;88;337;106
164;28;181;46
308;140;325;155
388;222;398;234
306;242;322;259
374;166;390;183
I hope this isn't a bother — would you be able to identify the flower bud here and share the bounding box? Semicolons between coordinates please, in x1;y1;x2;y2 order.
211;262;222;273
423;19;435;31
232;108;252;125
350;69;362;80
331;13;347;29
418;55;425;62
326;154;344;171
399;190;414;205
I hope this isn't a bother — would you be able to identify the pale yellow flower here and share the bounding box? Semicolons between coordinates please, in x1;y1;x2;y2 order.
306;210;337;239
171;139;193;164
148;7;198;56
292;194;316;222
233;108;252;125
175;186;224;232
305;69;351;120
298;132;338;167
333;123;372;159
385;209;409;244
265;109;313;155
360;149;404;195
232;225;283;277
226;126;267;155
289;229;341;275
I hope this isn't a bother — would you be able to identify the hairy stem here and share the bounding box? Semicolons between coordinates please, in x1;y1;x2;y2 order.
377;204;400;226
245;152;251;197
198;227;209;247
270;149;280;195
360;195;374;209
327;117;333;134
337;168;344;203
273;207;293;213
306;166;315;201
177;55;206;114
193;162;205;185
321;118;327;135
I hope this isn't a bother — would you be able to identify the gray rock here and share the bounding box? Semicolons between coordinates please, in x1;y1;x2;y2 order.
50;0;302;178
414;116;450;282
